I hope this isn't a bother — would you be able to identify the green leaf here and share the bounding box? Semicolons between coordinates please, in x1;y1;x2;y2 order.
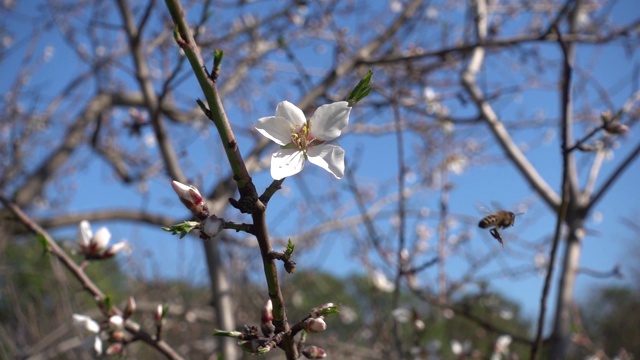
214;49;224;68
284;239;295;258
162;221;199;239
347;69;373;106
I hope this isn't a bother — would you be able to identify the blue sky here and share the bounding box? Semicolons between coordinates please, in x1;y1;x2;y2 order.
2;0;639;334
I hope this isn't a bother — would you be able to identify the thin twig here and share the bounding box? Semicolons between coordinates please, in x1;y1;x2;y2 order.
0;195;185;360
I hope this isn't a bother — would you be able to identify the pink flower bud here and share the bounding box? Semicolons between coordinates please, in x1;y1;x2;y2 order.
202;215;224;237
261;299;275;336
302;345;327;359
304;317;327;333
604;122;629;135
171;181;209;218
155;304;164;324
105;343;124;355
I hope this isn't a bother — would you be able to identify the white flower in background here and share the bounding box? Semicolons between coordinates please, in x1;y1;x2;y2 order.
255;100;350;180
72;314;103;355
77;220;127;258
370;269;395;293
392;308;411;323
490;335;513;360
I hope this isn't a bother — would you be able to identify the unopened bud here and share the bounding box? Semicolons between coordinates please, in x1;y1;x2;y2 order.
604;122;629;135
155;304;164;324
105;343;124;355
111;329;125;342
261;299;275;336
124;296;136;319
304;317;327;333
202;215;224;238
171;180;209;219
108;315;124;328
302;345;327;359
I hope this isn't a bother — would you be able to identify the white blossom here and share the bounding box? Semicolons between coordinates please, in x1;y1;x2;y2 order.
256;101;350;180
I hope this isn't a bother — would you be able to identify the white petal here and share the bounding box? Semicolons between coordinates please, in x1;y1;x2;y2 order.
94;335;103;355
310;101;350;140
255;101;306;146
256;116;294;146
92;227;111;250
271;149;305;180
109;315;124;328
73;314;100;333
77;220;92;247
275;101;306;127
307;144;345;179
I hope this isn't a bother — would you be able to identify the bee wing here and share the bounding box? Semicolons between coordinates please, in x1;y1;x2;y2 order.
475;202;493;215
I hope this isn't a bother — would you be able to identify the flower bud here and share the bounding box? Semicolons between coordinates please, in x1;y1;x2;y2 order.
171;181;209;219
124;296;136;319
105;343;124;355
155;304;164;325
261;299;275;336
302;345;327;359
604;122;629;135
109;315;124;328
202;215;224;238
304;317;326;333
111;329;125;342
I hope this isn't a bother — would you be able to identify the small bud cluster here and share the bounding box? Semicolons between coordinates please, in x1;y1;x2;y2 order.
170;181;226;239
72;305;132;357
601;110;629;135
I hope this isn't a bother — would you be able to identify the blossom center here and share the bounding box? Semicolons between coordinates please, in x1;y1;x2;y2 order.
291;119;315;151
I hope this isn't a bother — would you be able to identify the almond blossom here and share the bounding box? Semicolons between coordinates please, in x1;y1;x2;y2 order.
255;100;350;180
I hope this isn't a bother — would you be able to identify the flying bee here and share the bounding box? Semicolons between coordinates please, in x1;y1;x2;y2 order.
478;210;519;247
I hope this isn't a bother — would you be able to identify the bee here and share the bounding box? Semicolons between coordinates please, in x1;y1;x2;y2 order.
478;210;518;247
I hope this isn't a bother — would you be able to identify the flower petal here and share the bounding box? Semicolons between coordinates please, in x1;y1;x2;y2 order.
310;101;350;140
92;227;111;250
275;101;306;127
307;144;345;179
256;116;293;145
94;335;103;355
271;149;305;180
77;220;93;247
256;101;306;145
73;314;101;333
